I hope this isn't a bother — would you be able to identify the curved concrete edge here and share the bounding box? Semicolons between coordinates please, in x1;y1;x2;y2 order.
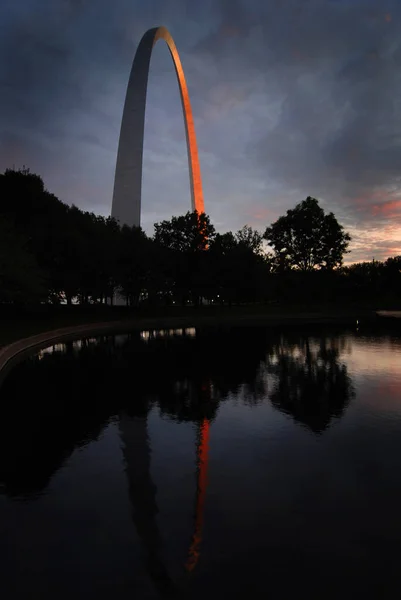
0;320;134;389
0;315;208;388
0;310;378;390
0;315;216;388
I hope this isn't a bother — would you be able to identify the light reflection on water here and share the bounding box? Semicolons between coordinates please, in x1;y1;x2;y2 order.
2;327;401;598
140;327;196;341
37;328;197;358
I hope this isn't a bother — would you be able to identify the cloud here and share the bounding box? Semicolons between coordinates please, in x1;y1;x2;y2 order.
371;199;401;218
1;0;401;261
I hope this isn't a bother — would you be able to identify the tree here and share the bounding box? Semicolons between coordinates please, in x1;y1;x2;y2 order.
382;256;401;305
0;167;72;301
69;210;119;305
264;197;351;271
154;211;216;305
235;225;263;254
153;211;215;253
0;215;47;304
207;231;269;305
342;260;385;305
0;169;123;305
116;225;151;306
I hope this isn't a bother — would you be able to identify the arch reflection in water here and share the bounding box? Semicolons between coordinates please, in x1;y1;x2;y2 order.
0;329;354;497
0;327;356;598
119;413;176;596
119;409;211;595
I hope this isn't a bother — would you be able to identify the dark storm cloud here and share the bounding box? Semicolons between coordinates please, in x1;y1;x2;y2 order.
0;0;150;212
0;0;129;123
235;0;401;218
182;0;401;261
1;0;401;261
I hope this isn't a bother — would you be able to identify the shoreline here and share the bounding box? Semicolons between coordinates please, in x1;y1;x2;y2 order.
0;309;394;388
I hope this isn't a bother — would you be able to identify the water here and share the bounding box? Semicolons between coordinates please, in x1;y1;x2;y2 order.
1;326;401;598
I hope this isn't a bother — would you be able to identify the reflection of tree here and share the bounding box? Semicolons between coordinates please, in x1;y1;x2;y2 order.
0;335;215;595
145;328;268;421
0;328;356;600
0;344;112;497
265;335;355;433
0;329;355;499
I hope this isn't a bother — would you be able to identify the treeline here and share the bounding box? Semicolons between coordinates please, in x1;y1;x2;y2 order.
0;168;400;309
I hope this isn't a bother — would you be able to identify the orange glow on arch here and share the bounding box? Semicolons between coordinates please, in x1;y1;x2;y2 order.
153;27;205;216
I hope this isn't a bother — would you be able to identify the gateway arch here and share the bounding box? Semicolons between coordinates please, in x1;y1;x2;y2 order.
112;26;205;228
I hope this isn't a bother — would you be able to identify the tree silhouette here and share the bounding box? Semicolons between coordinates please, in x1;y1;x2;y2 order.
264;196;351;271
235;224;263;254
153;211;215;305
207;231;269;304
0;215;47;304
3;168;401;309
116;224;152;306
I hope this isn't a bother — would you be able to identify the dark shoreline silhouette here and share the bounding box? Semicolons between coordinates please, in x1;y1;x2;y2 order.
2;168;400;313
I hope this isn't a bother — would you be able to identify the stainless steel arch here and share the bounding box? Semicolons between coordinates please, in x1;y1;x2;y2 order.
111;26;205;228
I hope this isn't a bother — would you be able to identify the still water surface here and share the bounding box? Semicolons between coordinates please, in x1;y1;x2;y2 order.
1;326;401;598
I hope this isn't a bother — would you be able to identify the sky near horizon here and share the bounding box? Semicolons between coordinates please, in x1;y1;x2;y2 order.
0;0;400;263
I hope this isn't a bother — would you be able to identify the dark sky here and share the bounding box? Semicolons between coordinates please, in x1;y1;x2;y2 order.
1;0;400;262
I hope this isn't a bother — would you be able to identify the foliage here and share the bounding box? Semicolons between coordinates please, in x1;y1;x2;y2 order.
0;215;47;303
235;225;263;254
154;211;215;253
117;225;151;306
264;196;351;271
153;211;216;305
207;232;269;304
2;168;401;310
